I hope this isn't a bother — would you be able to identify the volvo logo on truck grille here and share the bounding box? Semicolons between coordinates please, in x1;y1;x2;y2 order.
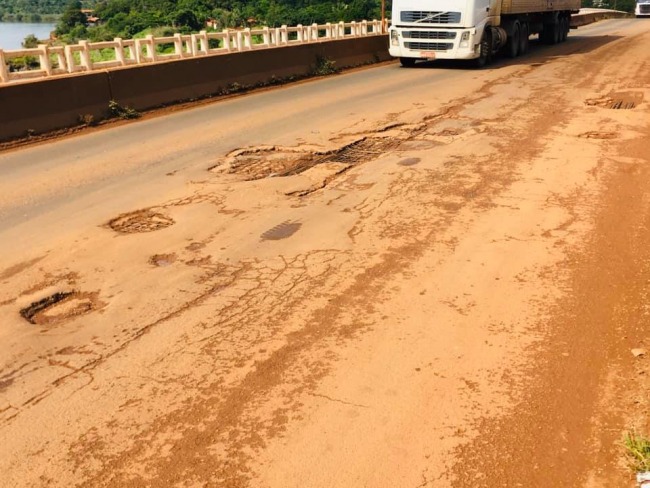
400;11;462;23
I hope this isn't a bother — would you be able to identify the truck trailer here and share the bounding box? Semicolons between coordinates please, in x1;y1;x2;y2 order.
389;0;581;66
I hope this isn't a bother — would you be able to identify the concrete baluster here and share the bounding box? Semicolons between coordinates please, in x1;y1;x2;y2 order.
262;27;270;47
145;35;156;61
199;31;208;54
243;28;252;49
38;45;52;75
79;40;92;71
222;30;232;52
338;21;345;38
361;20;368;35
311;23;318;41
296;24;303;42
115;38;126;65
135;39;146;63
64;45;76;72
173;33;183;57
0;50;8;83
125;41;135;62
281;25;288;44
325;23;332;39
55;49;68;72
236;31;243;51
190;34;198;56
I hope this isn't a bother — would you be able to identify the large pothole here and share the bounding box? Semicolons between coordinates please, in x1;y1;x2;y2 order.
108;209;175;234
20;291;101;325
213;137;400;181
585;91;643;110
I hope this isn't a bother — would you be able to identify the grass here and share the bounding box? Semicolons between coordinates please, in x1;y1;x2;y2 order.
623;431;650;473
312;55;339;76
108;100;140;120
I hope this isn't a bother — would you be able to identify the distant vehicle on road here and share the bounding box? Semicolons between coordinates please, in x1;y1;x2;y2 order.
389;0;580;67
636;0;650;17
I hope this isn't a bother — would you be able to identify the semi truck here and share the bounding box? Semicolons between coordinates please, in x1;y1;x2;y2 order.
636;0;650;17
389;0;581;66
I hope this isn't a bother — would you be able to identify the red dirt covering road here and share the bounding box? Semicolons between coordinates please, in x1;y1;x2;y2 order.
1;18;650;488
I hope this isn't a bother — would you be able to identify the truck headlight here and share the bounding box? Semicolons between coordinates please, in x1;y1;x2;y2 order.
460;30;470;48
390;30;399;46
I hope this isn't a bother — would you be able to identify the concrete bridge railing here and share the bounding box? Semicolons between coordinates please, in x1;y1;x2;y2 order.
0;20;386;84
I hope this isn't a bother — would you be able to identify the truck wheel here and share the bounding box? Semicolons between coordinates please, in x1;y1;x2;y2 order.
553;19;561;44
562;17;569;41
474;29;492;68
400;57;416;67
507;23;520;58
519;22;529;55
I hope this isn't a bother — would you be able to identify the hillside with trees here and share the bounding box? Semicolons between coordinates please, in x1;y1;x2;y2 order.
48;0;382;42
5;0;636;44
0;0;94;21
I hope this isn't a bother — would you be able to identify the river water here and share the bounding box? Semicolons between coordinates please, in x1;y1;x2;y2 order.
0;22;56;50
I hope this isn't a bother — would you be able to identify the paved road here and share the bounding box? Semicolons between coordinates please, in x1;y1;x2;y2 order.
1;18;650;487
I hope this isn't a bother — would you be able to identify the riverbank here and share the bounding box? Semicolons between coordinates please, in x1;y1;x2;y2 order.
0;22;56;50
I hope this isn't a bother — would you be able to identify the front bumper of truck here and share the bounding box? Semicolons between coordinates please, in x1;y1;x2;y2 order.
388;26;480;60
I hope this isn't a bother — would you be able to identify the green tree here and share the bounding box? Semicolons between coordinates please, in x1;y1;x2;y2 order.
56;0;87;35
263;1;294;26
171;9;202;31
22;34;39;48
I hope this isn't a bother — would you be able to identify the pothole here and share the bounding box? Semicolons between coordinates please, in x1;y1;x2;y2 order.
20;291;101;325
261;221;302;241
578;131;618;140
398;157;421;166
108;209;175;234
215;138;400;181
325;138;397;164
186;242;205;251
210;110;458;190
585;91;643;110
149;253;177;267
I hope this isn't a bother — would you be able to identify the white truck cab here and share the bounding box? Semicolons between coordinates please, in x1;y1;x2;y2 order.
388;0;491;63
636;0;650;17
389;0;579;66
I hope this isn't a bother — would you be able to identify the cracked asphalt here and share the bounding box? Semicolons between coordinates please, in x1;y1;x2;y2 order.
1;18;650;487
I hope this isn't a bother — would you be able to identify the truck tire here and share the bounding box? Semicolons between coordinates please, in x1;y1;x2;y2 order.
553;19;561;44
400;57;416;67
474;29;492;68
507;22;520;58
561;17;569;41
519;22;529;55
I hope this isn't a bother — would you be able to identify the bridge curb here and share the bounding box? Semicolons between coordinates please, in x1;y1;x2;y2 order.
0;35;390;143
